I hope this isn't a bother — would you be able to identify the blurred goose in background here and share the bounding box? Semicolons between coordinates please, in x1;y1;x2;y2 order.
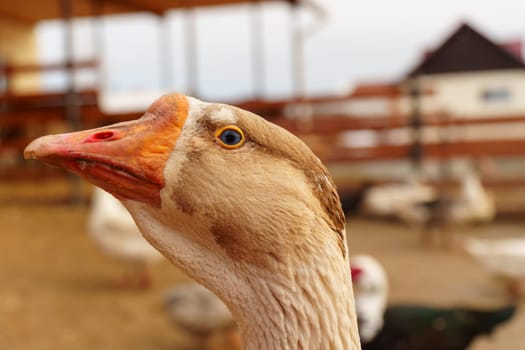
464;237;525;297
396;170;495;247
88;187;164;288
165;282;238;350
351;254;516;350
25;94;361;349
363;178;437;218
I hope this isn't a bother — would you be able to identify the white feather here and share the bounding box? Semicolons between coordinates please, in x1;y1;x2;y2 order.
350;254;388;342
88;187;164;265
465;237;525;279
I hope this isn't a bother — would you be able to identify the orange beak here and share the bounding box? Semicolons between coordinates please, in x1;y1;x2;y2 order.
24;94;189;207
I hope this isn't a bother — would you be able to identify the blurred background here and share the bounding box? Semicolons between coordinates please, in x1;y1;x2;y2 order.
1;0;525;349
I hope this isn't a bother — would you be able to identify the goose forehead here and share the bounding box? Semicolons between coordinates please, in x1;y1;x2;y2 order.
186;97;237;128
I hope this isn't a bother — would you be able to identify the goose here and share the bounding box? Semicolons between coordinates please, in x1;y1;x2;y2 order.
363;179;437;218
164;282;239;349
464;237;525;296
88;186;164;288
350;254;516;350
24;93;361;350
396;170;496;247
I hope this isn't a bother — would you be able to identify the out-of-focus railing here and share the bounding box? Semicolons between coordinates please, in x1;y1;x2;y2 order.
0;60;100;182
1;70;525;208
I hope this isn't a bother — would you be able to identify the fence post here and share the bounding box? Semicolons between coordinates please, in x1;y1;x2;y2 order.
60;0;83;205
409;76;423;174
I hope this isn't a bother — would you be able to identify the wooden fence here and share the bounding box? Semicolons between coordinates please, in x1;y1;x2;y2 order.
1;64;525;187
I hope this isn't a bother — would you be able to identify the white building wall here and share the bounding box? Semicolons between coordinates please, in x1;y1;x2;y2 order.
398;70;525;118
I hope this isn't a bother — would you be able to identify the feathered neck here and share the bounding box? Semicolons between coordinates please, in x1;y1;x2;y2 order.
235;250;361;350
125;200;361;350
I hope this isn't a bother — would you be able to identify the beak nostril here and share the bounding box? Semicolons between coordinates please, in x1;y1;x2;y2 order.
87;131;118;142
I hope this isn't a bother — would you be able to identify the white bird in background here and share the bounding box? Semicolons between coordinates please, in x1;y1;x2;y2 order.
464;237;525;296
363;179;437;218
164;282;239;350
449;170;495;223
350;254;389;343
395;169;496;247
88;187;164;288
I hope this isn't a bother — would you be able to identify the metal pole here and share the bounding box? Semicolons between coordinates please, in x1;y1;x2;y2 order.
183;8;198;96
250;0;265;98
60;0;81;130
92;0;106;95
59;0;82;204
438;113;452;180
158;14;174;91
409;77;423;174
290;2;305;98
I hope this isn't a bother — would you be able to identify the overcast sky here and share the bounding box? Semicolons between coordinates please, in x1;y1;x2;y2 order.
36;0;525;100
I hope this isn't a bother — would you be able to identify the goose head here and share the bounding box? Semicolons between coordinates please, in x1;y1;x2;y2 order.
25;94;360;349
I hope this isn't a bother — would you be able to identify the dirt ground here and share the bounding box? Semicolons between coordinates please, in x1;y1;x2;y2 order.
1;181;525;350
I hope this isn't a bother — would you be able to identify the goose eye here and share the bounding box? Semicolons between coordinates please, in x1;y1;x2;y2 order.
215;126;245;149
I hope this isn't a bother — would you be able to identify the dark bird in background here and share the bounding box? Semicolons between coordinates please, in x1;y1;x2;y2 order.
339;182;373;217
363;304;516;350
350;254;517;350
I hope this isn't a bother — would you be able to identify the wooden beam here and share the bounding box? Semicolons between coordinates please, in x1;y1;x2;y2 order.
102;0;164;15
0;106;101;127
321;139;525;163
0;9;36;23
0;110;67;127
271;114;525;135
0;90;98;105
0;0;297;22
1;60;98;76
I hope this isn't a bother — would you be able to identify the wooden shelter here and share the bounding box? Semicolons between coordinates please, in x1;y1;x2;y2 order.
0;0;298;21
0;0;304;196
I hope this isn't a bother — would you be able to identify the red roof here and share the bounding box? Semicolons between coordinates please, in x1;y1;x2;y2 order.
499;40;523;62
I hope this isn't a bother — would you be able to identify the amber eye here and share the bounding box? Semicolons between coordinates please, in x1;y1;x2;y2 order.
215;126;245;149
